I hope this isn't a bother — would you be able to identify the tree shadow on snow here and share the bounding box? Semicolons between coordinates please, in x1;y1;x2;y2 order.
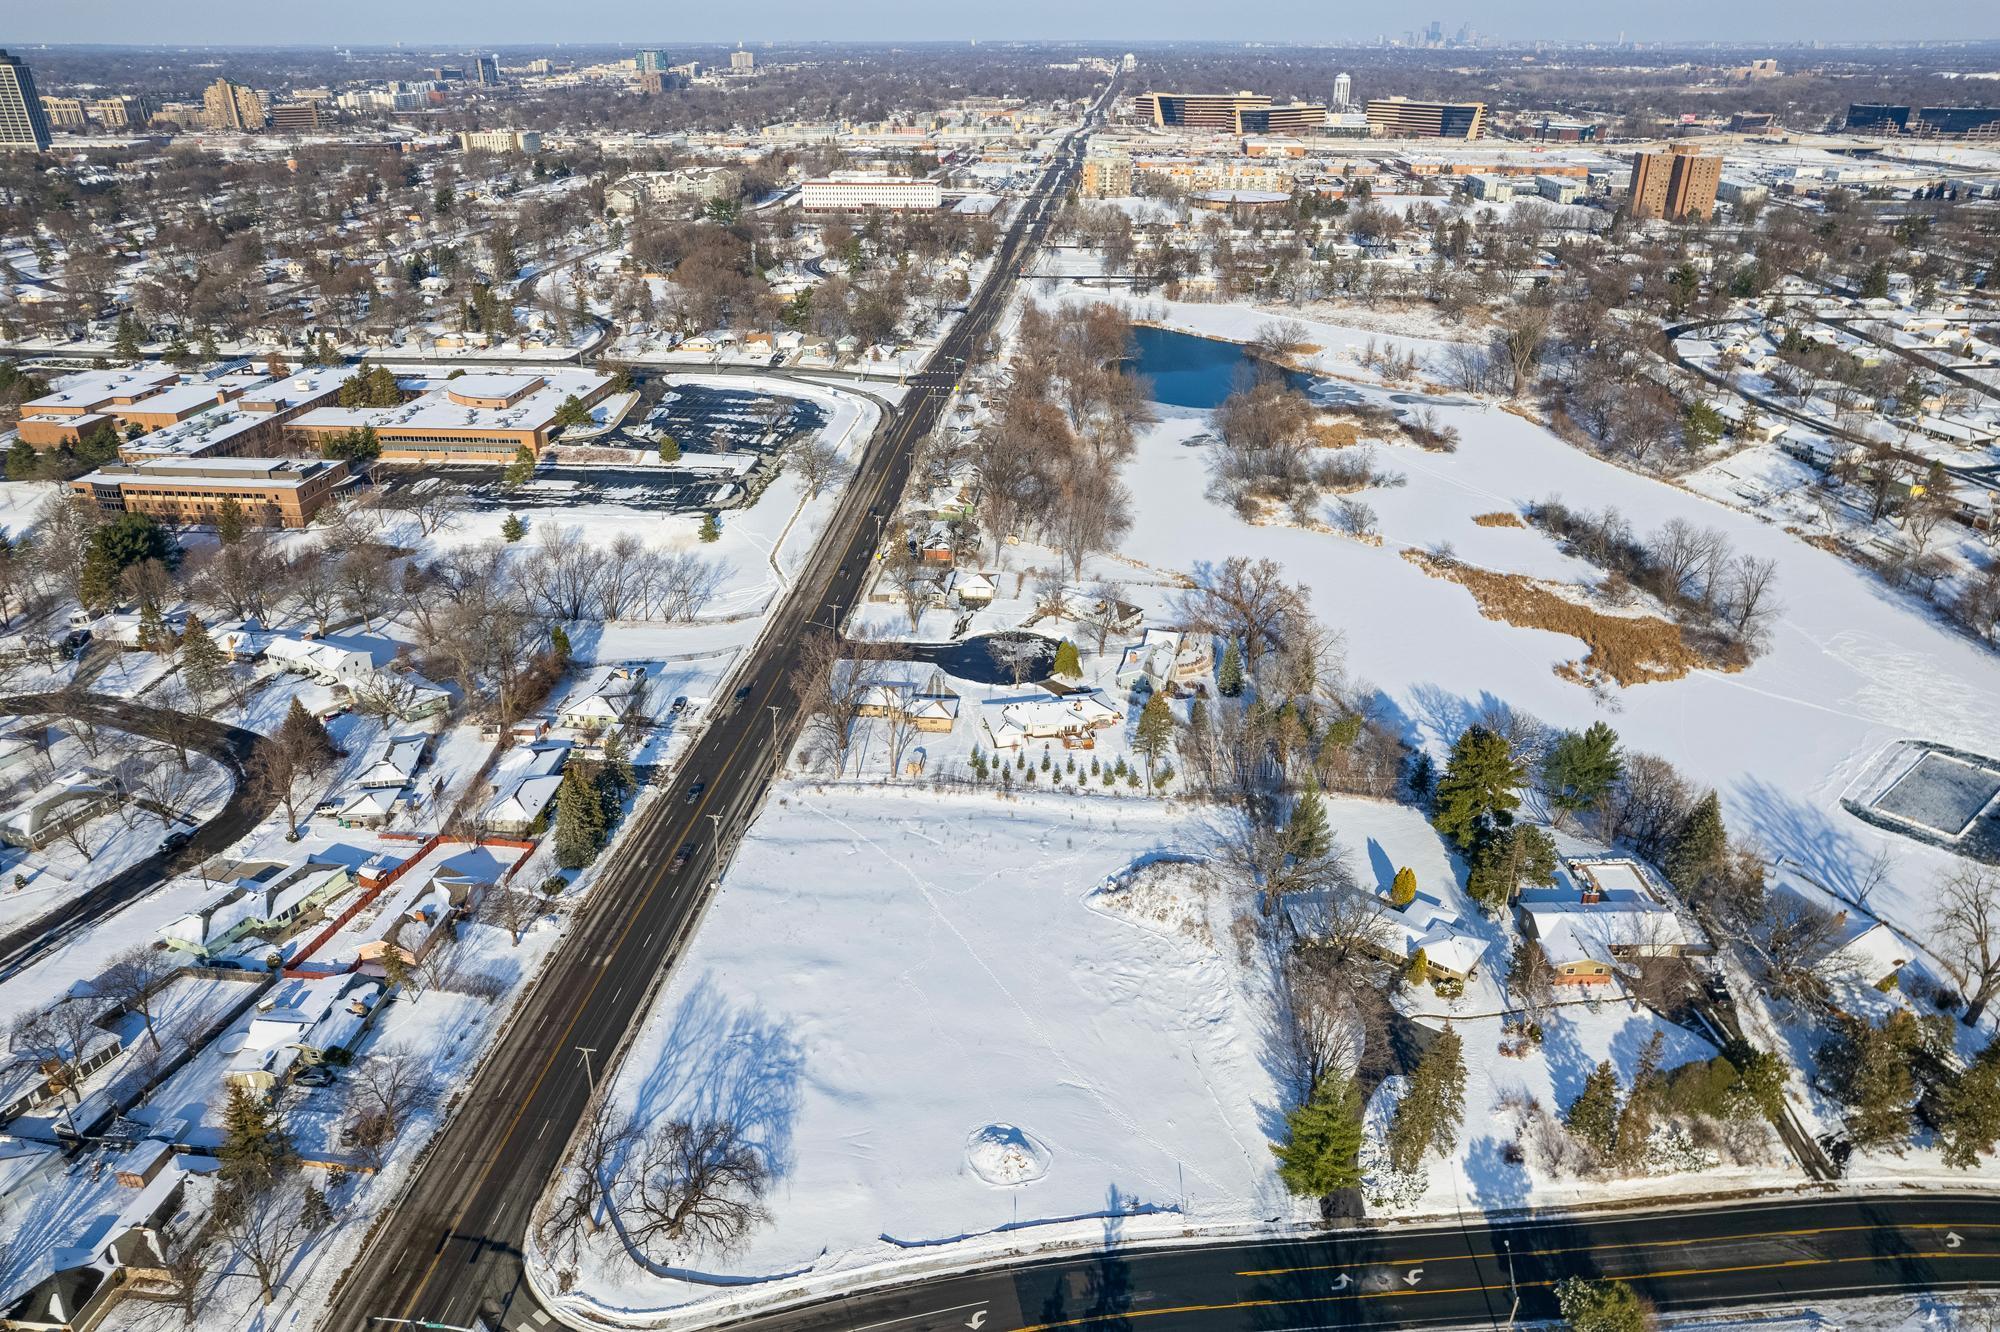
1730;775;1874;908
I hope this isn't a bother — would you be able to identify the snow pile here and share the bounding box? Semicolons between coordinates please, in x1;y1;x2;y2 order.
1089;855;1215;945
964;1123;1052;1186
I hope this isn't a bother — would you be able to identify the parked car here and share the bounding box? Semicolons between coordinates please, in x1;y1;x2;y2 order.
670;695;689;715
296;1064;336;1088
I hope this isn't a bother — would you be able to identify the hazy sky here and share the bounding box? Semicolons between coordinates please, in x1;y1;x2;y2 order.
5;0;1993;46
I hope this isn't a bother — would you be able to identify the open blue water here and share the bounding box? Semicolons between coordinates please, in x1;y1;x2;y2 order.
1129;325;1313;409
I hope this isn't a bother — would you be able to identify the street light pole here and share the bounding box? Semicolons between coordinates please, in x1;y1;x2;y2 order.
1501;1235;1519;1330
576;1046;597;1096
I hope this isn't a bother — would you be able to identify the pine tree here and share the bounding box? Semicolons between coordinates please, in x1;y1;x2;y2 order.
278;697;339;767
1431;726;1525;850
1665;791;1728;899
113;314;144;362
213;495;247;545
502;445;537;488
1555;1276;1651;1332
550;624;571;664
1821;1011;1917;1149
552;394;593;429
301;1182;335;1232
554;764;607;869
1939;1042;2000;1170
1612;1031;1667;1168
1468;825;1560;910
1541;722;1622;815
1217;640;1245;697
1566;1061;1622;1157
1405;946;1430;988
501;512;528;542
1391;866;1417;907
1271;1069;1365;1196
699;512;722;543
218;1085;296;1192
1052;639;1083;679
1134;692;1174;788
138;601;168;654
1387;1025;1465;1174
178;614;228;700
1287;781;1331;862
658;434;681;462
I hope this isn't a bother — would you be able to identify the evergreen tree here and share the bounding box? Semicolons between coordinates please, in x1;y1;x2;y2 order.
113;314;144;361
1566;1060;1621;1156
502;445;537;488
1407;751;1435;802
1938;1042;2000;1170
1405;946;1430;988
1555;1276;1651;1332
550;624;571;663
501;512;528;542
1286;780;1331;862
217;1084;295;1193
80;513;177;610
1541;722;1622;816
658;434;681;462
1612;1031;1667;1168
279;697;339;766
1052;639;1083;679
215;495;247;545
137;601;168;654
553;764;608;869
178;613;228;700
5;437;37;482
1217;640;1245;697
552;394;593;429
1820;1011;1917;1149
163;337;194;369
1271;1069;1365;1196
1467;824;1560;909
1134;692;1174;787
301;1183;334;1233
1391;866;1417;907
1665;791;1728;898
1387;1026;1464;1172
1431;726;1525;850
699;512;722;543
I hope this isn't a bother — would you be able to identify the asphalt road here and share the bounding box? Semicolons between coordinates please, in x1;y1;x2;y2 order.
319;83;1114;1332
0;690;273;979
726;1193;2000;1332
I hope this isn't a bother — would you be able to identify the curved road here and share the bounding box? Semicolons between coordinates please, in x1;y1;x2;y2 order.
0;690;272;979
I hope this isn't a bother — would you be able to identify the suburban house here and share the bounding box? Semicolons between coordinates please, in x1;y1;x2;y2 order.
159;862;354;959
1286;885;1491;986
0;771;122;851
481;742;570;834
557;665;649;733
354;735;429;790
0;1158;200;1332
1088;596;1145;638
953;570;999;606
1113;629;1213;698
1518;858;1699;986
0;997;123;1124
354;874;479;972
854;672;962;733
979;689;1123;749
223;974;382;1094
261;633;450;721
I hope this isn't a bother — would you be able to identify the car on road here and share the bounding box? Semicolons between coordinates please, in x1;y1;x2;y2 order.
685;779;706;804
733;683;754;704
671;842;696;870
157;828;193;856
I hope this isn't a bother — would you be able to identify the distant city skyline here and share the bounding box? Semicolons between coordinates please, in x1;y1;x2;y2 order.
4;0;1993;47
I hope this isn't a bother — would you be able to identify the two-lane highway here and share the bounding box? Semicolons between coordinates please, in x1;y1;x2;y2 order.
321;80;1114;1332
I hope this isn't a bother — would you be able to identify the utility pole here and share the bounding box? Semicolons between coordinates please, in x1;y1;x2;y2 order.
1500;1234;1519;1330
575;1046;597;1095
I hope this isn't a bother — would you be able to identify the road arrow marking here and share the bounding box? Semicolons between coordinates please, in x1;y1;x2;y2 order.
1405;1268;1424;1287
1330;1274;1351;1291
967;1312;988;1330
1947;1232;1964;1249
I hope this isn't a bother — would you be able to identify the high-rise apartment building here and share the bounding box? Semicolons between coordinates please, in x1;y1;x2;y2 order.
1081;152;1134;198
268;103;323;133
203;77;267;130
89;96;148;129
1626;143;1722;221
40;96;88;130
730;47;756;73
474;54;500;85
1364;97;1485;139
0;51;53;152
457;128;542;154
635;49;670;74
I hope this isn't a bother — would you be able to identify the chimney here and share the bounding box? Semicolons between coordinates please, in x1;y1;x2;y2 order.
1579;872;1601;906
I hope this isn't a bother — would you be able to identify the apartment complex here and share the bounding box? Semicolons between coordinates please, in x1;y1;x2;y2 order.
474;54;501;85
458;128;542;154
635;49;671;74
0;51;52;152
268;103;323;133
606;167;742;215
203;77;267;130
287;370;615;463
1081;152;1134;198
1136;91;1326;135
1364;97;1487;140
71;457;349;529
799;174;943;212
1627;143;1722;221
40;96;87;131
730;48;756;73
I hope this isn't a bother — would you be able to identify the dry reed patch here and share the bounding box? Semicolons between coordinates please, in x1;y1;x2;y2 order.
1312;421;1365;449
1471;511;1526;529
1401;550;1736;688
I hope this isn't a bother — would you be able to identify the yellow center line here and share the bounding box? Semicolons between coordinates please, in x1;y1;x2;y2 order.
1016;1250;1995;1332
1233;1221;1999;1276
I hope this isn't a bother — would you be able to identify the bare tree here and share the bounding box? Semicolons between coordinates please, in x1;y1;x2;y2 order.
791;437;849;499
880;693;921;780
1494;301;1552;397
482;887;544;947
1175;556;1309;673
99;945;178;1052
538;1093;635;1264
1507;936;1556;1028
653;552;727;622
887;547;934;633
8;1000;102;1107
1724;554;1782;640
342;1048;439;1167
157;1226;217;1327
249;730;326;842
1077;579;1129;654
405;480;468;539
624;1118;771;1261
1936;866;2000;1026
789;630;875;777
217;1177;323;1309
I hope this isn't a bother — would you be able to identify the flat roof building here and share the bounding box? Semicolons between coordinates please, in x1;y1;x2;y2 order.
1136;91;1325;136
287;369;614;463
71;456;349;529
1364;97;1487;140
1628;142;1722;221
799;174;943;212
0;51;52;152
458;128;541;154
203;77;267;131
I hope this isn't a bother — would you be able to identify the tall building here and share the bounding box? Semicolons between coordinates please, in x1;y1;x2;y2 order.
474;54;501;85
1136;91;1326;135
635;49;670;74
40;96;88;131
0;50;53;152
89;96;148;129
1332;72;1352;110
1081;152;1134;198
1627;143;1722;221
1363;96;1486;140
730;46;756;73
203;77;267;130
457;128;541;154
268;103;323;133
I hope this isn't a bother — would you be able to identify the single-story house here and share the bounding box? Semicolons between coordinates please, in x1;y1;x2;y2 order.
159;862;353;957
980;689;1122;750
1113;629;1212;698
0;771;122;851
557;665;648;733
1518;858;1699;986
224;974;381;1094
